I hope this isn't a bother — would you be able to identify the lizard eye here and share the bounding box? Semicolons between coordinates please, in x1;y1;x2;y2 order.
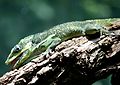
13;45;22;53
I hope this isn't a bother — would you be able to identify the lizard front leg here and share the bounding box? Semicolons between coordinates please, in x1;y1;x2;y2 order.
32;34;61;58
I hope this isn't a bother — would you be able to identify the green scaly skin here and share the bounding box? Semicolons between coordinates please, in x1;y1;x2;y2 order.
5;18;120;68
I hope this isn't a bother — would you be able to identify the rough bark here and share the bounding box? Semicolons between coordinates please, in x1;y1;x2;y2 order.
0;29;120;85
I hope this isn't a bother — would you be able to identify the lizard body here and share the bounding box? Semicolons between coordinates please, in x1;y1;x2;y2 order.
5;18;120;68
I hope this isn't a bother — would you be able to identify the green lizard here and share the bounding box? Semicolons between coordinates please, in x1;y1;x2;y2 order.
5;18;120;68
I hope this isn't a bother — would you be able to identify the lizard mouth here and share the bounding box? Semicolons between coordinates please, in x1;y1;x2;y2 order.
12;50;31;68
10;52;24;66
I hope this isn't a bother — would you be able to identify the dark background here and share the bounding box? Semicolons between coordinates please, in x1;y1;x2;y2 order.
0;0;119;85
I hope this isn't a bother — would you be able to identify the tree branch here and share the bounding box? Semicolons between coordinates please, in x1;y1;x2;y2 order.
0;33;120;85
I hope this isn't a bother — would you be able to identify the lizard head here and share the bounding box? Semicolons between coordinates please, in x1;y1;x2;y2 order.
5;35;33;68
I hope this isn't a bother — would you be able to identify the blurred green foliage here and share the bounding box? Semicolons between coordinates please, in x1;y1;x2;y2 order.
0;0;120;84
